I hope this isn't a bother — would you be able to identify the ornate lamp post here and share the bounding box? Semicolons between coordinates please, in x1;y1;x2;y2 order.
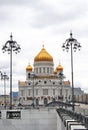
58;71;65;103
62;32;81;111
0;72;9;109
28;72;36;108
2;33;21;109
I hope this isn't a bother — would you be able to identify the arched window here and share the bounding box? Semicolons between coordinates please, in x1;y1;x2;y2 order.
43;89;48;95
28;73;30;79
36;68;38;73
47;68;49;73
43;67;45;73
39;68;41;73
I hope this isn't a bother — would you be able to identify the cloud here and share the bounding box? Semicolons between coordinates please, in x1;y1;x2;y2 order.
0;0;87;94
0;0;36;6
0;0;87;29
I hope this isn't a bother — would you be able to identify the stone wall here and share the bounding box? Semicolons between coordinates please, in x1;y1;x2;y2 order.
0;108;57;130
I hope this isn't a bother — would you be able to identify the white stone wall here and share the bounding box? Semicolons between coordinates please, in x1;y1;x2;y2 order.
57;112;65;130
0;109;57;130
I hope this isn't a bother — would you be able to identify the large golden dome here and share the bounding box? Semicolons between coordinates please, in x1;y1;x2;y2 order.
26;64;32;71
34;46;53;62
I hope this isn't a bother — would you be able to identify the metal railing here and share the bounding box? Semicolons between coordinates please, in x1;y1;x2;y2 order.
57;108;88;128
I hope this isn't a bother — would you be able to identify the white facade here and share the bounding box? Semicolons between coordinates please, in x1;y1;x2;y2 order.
18;46;71;106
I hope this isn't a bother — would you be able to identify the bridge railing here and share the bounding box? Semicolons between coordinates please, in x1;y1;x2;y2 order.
57;108;88;129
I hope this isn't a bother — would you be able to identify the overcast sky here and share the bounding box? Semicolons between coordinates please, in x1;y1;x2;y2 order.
0;0;88;94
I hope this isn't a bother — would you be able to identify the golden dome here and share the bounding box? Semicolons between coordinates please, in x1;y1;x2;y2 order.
26;64;32;71
56;64;63;71
54;69;57;74
34;46;53;62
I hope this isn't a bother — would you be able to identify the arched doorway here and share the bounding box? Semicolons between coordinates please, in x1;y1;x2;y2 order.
36;98;39;106
44;98;48;105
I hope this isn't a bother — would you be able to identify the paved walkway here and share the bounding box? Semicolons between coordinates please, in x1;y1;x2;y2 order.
75;103;88;115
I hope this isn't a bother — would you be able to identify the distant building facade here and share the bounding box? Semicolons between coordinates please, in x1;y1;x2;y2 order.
0;92;19;107
74;93;88;104
74;87;84;95
0;95;9;106
12;92;19;105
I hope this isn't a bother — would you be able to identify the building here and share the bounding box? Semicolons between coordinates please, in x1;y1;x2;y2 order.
74;87;84;95
74;93;88;104
12;92;19;105
0;95;9;106
18;46;71;106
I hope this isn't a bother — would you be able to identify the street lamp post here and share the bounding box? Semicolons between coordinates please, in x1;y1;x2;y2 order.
0;72;9;109
28;72;36;108
62;32;81;111
32;76;35;108
58;71;65;103
2;33;21;109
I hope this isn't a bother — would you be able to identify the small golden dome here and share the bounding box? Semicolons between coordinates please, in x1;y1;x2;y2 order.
34;46;53;62
54;69;57;74
26;64;32;71
56;64;63;71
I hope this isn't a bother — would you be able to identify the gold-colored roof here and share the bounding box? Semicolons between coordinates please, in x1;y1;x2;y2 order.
56;64;63;71
18;81;27;86
34;46;53;62
53;69;57;74
26;64;32;71
64;80;70;85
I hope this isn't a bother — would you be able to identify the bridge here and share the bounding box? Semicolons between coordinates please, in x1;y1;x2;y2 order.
46;101;73;107
57;108;88;130
0;102;87;130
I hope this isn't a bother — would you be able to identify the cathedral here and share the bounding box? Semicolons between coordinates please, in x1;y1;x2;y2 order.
18;46;71;106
